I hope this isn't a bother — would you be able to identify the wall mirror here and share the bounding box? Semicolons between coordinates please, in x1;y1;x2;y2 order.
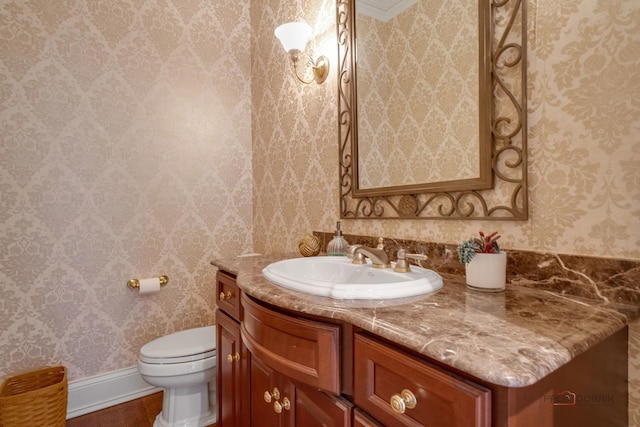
337;0;528;220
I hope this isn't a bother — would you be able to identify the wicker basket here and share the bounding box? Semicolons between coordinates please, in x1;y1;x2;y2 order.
0;366;68;427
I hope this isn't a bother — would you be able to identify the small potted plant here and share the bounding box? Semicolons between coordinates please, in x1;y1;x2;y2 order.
457;231;507;292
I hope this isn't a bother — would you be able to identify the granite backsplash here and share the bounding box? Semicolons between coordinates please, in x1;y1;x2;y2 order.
313;231;640;308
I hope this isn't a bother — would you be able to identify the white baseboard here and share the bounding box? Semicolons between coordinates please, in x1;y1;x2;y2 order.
67;365;161;419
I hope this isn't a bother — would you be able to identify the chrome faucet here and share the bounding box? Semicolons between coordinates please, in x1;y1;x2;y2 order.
347;244;391;269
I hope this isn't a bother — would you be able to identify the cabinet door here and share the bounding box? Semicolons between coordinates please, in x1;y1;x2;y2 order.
250;354;352;427
286;381;353;427
354;333;491;427
251;355;284;427
216;310;248;427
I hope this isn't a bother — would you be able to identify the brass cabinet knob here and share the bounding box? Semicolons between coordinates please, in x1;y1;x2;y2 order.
263;387;280;403
274;397;290;413
219;291;233;301
390;389;417;414
281;397;291;411
226;352;240;364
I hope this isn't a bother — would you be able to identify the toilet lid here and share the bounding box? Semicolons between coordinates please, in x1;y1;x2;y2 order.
140;326;216;363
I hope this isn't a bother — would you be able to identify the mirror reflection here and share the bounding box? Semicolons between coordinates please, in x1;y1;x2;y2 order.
356;0;484;190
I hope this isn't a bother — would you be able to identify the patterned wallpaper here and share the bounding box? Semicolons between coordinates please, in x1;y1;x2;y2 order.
1;0;639;419
0;0;252;381
251;0;338;253
356;1;479;189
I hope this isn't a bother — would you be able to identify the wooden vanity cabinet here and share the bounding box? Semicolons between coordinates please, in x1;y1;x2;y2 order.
216;271;249;427
216;270;628;427
237;285;490;427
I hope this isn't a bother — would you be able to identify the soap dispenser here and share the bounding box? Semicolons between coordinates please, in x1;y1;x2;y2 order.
327;221;349;256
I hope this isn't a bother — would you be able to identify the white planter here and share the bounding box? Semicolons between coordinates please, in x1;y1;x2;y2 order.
465;252;507;292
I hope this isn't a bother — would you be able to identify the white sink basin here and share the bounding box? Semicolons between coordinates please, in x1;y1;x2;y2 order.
262;256;443;299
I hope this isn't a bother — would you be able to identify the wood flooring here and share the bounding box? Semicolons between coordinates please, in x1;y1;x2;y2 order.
65;392;217;427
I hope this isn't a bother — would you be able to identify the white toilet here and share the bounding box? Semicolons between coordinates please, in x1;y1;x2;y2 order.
138;326;217;427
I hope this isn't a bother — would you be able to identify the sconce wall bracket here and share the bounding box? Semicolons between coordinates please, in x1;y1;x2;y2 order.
292;55;329;84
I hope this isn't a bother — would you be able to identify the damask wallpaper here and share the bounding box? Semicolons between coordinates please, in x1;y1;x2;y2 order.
0;0;252;381
1;0;639;421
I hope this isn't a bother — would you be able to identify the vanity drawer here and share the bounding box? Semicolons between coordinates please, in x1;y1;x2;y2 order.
216;271;241;320
241;293;341;395
354;333;490;427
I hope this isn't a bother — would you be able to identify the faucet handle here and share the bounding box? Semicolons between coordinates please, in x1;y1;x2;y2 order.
394;249;428;273
351;251;367;264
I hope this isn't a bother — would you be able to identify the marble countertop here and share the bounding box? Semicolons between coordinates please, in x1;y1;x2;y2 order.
211;253;639;388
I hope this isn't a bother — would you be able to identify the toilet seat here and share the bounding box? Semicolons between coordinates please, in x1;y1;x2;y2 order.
139;326;216;364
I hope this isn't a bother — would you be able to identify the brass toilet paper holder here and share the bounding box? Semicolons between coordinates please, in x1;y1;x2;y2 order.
127;275;169;290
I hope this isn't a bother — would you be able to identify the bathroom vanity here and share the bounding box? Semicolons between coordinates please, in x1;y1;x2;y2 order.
213;254;633;427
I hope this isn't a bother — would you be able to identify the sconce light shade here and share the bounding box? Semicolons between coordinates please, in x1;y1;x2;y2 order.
274;21;330;85
274;22;312;54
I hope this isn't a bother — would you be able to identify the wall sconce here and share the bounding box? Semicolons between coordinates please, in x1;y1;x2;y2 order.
274;22;329;84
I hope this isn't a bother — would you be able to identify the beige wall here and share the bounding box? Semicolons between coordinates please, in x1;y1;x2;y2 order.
251;0;338;251
0;0;252;381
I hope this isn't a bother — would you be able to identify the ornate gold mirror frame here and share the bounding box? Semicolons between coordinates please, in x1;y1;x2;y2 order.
337;0;528;220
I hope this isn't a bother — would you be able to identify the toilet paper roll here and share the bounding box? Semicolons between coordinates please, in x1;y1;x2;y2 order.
138;277;161;295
